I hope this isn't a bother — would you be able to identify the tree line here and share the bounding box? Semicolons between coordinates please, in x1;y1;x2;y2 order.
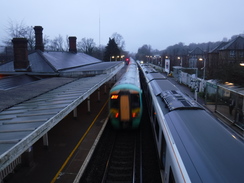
0;20;128;62
135;34;244;85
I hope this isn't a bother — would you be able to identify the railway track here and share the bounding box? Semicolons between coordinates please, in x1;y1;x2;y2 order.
102;130;141;183
79;93;162;183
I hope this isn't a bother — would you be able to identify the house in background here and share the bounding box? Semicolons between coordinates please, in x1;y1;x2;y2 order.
218;36;244;65
207;36;244;79
208;42;228;79
188;47;205;68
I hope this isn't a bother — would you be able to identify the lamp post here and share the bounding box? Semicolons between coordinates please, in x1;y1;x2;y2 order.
177;56;183;67
121;55;125;61
199;57;206;80
159;56;162;66
165;56;170;75
110;56;115;62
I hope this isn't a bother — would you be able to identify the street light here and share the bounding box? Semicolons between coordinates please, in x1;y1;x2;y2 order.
199;57;206;80
121;55;125;61
158;56;162;66
177;56;182;67
110;56;115;61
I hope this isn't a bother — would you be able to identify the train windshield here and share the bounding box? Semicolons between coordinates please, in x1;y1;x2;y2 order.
110;94;119;108
131;94;140;108
110;93;140;109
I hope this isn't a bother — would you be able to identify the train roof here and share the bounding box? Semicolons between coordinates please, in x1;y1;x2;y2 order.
161;90;201;110
150;80;179;96
140;63;167;82
111;60;141;92
165;109;244;183
110;83;141;93
138;63;244;182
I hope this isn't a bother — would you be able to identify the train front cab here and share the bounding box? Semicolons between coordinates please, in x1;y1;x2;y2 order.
109;90;142;129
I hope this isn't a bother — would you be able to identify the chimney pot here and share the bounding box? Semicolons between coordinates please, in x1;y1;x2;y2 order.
69;36;77;53
12;38;30;71
34;26;44;51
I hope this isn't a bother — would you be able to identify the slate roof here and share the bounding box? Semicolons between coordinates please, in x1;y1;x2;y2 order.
209;42;228;53
0;50;102;75
219;36;244;50
42;51;101;71
0;47;125;172
189;47;204;55
0;67;123;172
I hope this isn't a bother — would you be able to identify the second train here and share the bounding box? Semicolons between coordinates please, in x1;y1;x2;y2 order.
109;58;142;129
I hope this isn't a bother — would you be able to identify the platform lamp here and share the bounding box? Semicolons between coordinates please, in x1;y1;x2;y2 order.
199;57;206;80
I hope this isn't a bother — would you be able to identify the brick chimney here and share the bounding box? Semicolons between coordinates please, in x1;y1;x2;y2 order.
12;38;30;71
34;26;44;51
69;36;77;53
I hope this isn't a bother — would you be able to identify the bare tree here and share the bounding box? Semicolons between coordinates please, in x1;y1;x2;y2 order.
64;35;69;51
4;20;35;50
111;32;125;51
77;38;96;55
49;34;64;51
43;35;50;50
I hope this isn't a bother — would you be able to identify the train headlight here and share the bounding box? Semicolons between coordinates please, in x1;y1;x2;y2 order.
111;112;119;118
132;112;137;118
111;94;119;99
132;109;140;118
132;111;140;118
110;109;119;118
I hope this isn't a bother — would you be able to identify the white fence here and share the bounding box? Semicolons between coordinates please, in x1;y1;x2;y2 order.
179;71;206;93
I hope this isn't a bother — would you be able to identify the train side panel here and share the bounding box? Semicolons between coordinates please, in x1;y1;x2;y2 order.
142;75;190;183
138;62;244;183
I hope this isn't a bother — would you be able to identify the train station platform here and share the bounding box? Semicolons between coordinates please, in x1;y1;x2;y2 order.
0;61;124;178
166;76;244;137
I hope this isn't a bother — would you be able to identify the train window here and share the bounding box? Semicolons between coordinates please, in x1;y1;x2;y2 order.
131;94;140;108
169;167;176;183
110;95;119;108
155;118;159;141
160;132;166;169
152;107;156;122
148;94;152;104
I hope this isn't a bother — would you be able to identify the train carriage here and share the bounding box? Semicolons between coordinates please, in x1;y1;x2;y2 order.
138;62;244;183
109;59;142;129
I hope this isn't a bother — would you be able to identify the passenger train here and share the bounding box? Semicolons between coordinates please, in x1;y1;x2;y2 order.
138;62;244;183
109;58;142;129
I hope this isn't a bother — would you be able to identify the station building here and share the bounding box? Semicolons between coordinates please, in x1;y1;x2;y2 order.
0;26;123;181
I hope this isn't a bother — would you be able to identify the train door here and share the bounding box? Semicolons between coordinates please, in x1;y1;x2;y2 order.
120;95;130;121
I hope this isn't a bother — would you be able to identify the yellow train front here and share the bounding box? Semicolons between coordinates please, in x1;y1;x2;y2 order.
109;60;142;129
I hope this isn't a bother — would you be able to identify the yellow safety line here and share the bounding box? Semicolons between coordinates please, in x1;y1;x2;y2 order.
51;99;108;183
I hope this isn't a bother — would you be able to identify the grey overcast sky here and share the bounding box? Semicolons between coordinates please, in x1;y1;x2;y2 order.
1;0;244;52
